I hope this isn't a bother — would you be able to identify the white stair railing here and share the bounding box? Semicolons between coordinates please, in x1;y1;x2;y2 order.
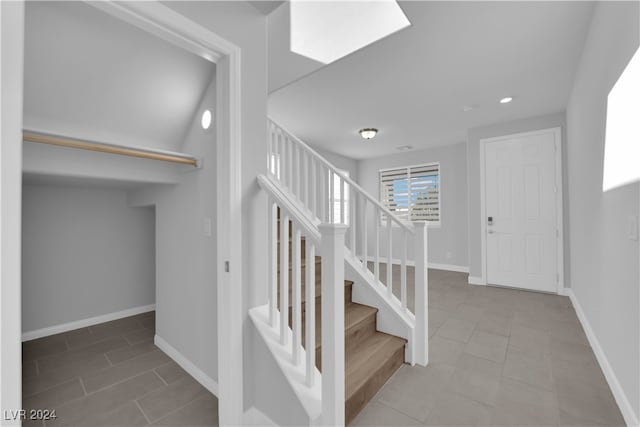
268;118;428;366
256;174;347;425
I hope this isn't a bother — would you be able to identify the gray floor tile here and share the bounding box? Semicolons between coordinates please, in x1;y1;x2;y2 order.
37;336;128;373
464;330;508;363
123;328;155;345
490;377;559;426
351;401;422;427
436;317;476;343
154;362;188;385
503;349;555;391
136;375;208;422
152;395;219;426
23;379;85;410
82;349;170;393
106;339;156;365
429;335;465;366
48;371;164;426
23;335;68;361
424;391;492;426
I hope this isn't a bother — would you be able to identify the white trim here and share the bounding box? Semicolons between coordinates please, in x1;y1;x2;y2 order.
567;290;639;427
363;256;468;273
479;127;564;294
468;276;486;286
557;287;571;297
22;304;156;342
86;3;244;424
154;334;218;397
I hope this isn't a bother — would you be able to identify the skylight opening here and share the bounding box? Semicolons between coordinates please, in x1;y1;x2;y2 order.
603;45;640;192
290;0;410;65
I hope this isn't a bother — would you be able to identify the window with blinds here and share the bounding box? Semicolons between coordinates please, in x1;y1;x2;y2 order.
379;162;440;223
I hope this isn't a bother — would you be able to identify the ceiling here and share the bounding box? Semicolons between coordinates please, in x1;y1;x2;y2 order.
24;1;215;153
268;1;595;160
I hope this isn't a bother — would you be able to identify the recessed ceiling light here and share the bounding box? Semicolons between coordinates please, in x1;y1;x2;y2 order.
499;97;513;104
396;145;413;151
359;128;378;140
201;109;212;130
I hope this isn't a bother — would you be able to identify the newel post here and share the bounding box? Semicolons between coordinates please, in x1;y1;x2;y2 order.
319;223;348;426
413;222;429;366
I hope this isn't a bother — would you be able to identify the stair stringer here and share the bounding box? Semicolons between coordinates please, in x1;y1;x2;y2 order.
344;254;418;365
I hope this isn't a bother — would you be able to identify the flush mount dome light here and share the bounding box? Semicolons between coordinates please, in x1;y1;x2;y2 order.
359;128;378;140
290;0;410;64
201;109;212;130
499;97;513;104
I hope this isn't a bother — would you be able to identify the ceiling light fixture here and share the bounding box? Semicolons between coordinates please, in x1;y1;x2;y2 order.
499;97;513;104
359;128;378;140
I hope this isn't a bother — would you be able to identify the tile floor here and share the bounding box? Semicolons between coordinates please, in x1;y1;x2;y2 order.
21;311;218;427
22;270;625;427
352;269;626;427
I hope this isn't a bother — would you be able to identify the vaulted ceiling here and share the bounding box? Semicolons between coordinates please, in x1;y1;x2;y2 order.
24;1;215;152
268;1;595;159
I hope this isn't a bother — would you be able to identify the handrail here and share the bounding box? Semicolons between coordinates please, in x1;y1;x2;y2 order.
23;130;199;167
268;118;415;234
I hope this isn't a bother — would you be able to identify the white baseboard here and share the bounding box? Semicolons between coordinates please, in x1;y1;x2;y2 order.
429;263;469;273
468;276;486;286
567;290;639;427
22;304;156;342
154;334;218;397
363;256;468;273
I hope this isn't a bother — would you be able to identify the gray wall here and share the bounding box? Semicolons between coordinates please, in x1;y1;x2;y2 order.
566;1;639;421
466;112;567;280
22;184;155;333
357;142;468;268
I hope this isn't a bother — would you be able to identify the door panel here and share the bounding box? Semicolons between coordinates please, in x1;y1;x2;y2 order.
485;131;558;293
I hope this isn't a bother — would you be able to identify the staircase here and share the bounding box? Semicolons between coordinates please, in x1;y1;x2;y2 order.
278;214;406;424
250;119;429;426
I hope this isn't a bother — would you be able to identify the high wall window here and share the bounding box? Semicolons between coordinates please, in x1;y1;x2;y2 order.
379;162;440;223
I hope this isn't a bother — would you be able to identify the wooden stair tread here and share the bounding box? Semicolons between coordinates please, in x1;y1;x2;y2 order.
345;332;406;399
301;302;378;351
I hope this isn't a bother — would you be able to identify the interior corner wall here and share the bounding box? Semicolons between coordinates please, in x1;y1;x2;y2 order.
357;142;468;268
21;184;156;333
466;112;567;281
565;1;639;423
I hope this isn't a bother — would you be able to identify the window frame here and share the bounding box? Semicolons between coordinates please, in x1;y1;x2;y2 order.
378;161;441;227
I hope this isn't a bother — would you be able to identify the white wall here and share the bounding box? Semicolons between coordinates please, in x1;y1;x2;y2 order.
357;142;468;269
1;0;25;419
22;184;155;333
565;2;639;424
466;112;567;281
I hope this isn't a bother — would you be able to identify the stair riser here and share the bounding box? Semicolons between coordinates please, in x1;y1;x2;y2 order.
345;315;377;354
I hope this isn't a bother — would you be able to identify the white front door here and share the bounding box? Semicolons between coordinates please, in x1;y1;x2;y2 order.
484;130;560;293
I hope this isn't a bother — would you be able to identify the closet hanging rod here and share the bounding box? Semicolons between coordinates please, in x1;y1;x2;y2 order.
23;130;199;167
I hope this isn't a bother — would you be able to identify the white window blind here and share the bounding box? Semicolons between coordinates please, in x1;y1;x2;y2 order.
380;162;440;223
